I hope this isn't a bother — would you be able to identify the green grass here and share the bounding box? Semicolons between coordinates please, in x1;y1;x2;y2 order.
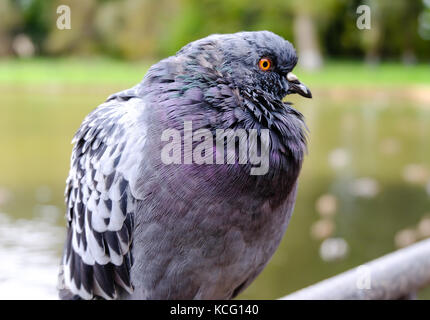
0;57;429;87
0;58;152;87
297;60;430;87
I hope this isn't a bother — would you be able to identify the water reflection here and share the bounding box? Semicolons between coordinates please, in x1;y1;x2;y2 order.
0;212;64;299
403;164;430;185
319;238;349;262
348;177;380;198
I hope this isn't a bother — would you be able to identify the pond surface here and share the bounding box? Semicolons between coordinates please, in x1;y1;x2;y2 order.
0;84;429;299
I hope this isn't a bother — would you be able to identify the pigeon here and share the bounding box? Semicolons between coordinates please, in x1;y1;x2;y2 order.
58;31;312;300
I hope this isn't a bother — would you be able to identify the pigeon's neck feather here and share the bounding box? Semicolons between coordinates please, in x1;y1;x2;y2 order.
141;58;307;195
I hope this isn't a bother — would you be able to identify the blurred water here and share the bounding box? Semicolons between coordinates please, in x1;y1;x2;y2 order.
0;85;429;299
0;212;63;299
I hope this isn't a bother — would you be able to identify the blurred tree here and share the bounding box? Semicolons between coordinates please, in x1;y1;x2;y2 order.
359;0;429;64
419;0;430;41
17;0;53;50
360;0;382;64
157;0;295;57
0;0;23;56
44;0;98;56
324;0;364;59
94;0;178;59
398;0;422;64
0;0;428;62
284;0;341;70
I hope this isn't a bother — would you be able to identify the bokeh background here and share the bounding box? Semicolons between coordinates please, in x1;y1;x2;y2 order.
1;0;430;299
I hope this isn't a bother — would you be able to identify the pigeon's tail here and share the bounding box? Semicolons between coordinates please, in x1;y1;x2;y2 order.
57;262;83;300
59;288;83;300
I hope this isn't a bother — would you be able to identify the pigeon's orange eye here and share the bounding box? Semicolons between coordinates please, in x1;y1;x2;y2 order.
258;58;272;71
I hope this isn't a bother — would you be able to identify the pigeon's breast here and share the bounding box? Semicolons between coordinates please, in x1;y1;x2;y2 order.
130;165;298;298
129;137;299;298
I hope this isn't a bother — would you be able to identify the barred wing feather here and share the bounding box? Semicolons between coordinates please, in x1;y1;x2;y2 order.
59;90;146;300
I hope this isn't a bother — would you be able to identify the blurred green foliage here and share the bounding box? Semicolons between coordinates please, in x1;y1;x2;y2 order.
0;0;429;61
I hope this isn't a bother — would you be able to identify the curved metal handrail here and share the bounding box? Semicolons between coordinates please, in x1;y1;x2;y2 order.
280;238;430;300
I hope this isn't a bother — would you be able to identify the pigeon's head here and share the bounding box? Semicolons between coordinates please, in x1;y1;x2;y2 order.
176;31;311;101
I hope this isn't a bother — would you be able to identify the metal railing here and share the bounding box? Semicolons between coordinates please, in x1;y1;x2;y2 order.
280;238;430;300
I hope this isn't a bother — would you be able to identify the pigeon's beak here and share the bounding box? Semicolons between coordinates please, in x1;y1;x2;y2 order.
286;72;312;98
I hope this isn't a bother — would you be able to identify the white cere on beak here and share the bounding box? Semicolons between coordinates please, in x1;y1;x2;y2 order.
287;72;299;82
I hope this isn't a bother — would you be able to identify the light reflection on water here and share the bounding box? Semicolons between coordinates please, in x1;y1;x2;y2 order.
0;212;64;299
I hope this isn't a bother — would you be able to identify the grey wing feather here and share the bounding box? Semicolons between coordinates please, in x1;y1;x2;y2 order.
59;88;147;299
